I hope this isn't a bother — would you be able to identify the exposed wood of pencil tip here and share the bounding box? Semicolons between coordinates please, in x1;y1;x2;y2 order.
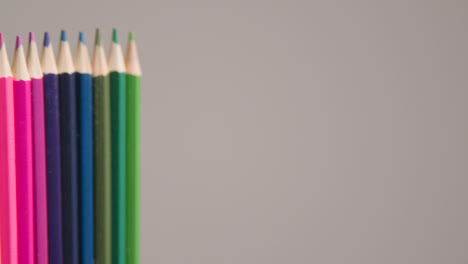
125;32;142;76
57;30;75;74
12;36;30;81
108;29;126;73
26;32;43;79
75;32;92;74
92;29;109;77
0;32;12;77
41;32;58;75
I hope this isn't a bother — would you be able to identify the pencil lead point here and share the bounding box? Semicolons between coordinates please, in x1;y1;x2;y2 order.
0;32;4;49
44;32;51;47
129;32;135;41
29;32;35;43
95;28;101;46
16;36;22;50
61;30;67;42
113;28;119;43
79;32;86;44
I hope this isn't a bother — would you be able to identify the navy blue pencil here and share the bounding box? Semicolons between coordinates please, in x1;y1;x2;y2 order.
57;30;79;264
41;32;64;264
75;32;94;264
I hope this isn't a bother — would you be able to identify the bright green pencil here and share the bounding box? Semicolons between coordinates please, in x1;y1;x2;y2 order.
92;29;112;264
125;32;141;264
109;28;126;264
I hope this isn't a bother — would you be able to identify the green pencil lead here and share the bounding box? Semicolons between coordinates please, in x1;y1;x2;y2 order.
129;32;135;41
95;28;101;46
113;28;119;44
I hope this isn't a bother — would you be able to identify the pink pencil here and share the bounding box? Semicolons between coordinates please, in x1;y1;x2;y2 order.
0;32;19;264
13;35;35;264
27;32;48;264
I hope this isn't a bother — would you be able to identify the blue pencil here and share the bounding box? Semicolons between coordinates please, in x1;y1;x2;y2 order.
41;32;64;264
75;32;94;264
57;30;79;264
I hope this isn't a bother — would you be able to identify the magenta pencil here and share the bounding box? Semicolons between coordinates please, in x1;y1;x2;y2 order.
27;32;49;264
13;36;35;264
0;32;19;264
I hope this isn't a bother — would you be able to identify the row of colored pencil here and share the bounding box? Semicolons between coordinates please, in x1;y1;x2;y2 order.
0;29;141;264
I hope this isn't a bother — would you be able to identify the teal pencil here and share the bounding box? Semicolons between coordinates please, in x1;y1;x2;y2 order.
108;28;126;264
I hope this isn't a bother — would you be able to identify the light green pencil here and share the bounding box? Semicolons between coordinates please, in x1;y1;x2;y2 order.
125;32;141;264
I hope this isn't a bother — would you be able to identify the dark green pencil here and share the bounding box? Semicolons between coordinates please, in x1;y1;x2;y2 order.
92;29;112;264
109;28;126;264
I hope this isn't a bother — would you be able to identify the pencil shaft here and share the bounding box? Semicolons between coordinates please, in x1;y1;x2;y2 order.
0;76;18;264
77;72;94;264
44;73;63;264
15;79;35;264
110;71;127;264
59;73;79;264
94;74;112;264
126;74;141;264
31;77;49;264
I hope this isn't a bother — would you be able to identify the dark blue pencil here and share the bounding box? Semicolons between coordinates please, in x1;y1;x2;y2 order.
57;30;79;264
41;32;64;264
75;32;94;264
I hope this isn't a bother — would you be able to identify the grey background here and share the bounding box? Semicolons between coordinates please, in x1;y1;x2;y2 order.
1;0;468;263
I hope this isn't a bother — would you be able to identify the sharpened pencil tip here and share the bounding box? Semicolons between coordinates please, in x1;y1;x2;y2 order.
29;32;35;43
129;32;135;41
0;32;4;49
113;28;119;43
16;36;22;50
61;30;67;42
44;32;51;47
79;32;86;44
95;28;101;46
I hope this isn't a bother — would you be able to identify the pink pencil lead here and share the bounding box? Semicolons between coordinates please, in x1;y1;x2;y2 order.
15;36;22;50
29;32;35;43
0;32;4;49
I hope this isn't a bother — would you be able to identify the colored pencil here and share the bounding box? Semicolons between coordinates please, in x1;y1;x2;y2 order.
41;32;63;264
93;29;112;264
125;32;142;264
13;35;35;264
0;32;19;264
57;30;79;264
109;28;127;264
27;32;49;264
75;32;94;264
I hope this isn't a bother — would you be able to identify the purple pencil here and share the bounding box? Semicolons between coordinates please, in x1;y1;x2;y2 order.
27;32;49;264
